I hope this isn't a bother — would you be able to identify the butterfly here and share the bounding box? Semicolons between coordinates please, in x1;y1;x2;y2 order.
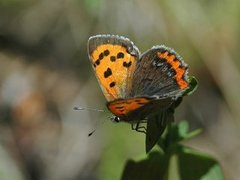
88;34;190;152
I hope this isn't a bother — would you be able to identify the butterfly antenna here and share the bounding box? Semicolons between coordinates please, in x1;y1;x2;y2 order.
88;129;96;137
73;106;105;112
74;106;108;137
87;115;110;137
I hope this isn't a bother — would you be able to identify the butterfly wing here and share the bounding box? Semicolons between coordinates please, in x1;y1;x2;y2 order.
130;45;189;99
145;110;173;153
107;96;173;121
88;35;140;101
107;97;152;118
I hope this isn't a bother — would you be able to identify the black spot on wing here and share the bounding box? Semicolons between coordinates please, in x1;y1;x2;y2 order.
134;99;142;103
153;56;172;72
104;49;110;56
99;52;104;60
167;68;177;77
152;56;166;67
104;68;112;78
94;50;110;66
137;102;146;105
95;59;100;65
173;58;179;62
117;52;124;59
123;61;132;68
109;82;116;88
164;63;172;71
110;56;116;62
115;106;124;109
126;101;132;104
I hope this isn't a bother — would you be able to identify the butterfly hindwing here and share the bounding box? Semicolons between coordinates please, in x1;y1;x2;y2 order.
107;96;173;121
88;35;140;101
107;97;151;118
130;45;189;98
145;107;174;153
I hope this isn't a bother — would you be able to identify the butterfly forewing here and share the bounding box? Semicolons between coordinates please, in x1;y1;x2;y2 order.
88;35;140;101
130;45;189;99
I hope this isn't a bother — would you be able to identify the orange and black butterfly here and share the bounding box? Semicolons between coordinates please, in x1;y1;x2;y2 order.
88;34;190;152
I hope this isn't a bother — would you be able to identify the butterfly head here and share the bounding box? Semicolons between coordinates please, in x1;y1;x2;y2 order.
110;116;121;123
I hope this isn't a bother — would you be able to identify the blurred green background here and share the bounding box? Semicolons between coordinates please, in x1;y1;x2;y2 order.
0;0;240;179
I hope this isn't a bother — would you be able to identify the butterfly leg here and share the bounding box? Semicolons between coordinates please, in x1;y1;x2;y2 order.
131;122;147;134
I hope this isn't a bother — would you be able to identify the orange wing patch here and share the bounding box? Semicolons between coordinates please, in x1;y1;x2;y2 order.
107;97;151;117
89;44;137;101
157;51;188;89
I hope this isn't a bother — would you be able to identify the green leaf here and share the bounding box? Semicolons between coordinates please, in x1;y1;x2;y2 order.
121;151;168;180
176;146;224;180
185;128;202;140
183;76;198;96
176;120;189;137
121;145;224;180
172;120;201;140
159;121;202;151
166;154;181;180
122;121;223;180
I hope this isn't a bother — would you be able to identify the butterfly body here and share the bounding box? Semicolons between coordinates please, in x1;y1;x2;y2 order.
88;34;189;127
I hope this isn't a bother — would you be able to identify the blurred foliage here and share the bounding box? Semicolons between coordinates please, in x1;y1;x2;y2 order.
122;121;223;180
0;0;240;180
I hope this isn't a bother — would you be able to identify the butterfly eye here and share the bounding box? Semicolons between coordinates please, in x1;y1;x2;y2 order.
111;116;120;123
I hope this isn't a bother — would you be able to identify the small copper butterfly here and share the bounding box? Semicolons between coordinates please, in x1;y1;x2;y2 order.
88;34;190;152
